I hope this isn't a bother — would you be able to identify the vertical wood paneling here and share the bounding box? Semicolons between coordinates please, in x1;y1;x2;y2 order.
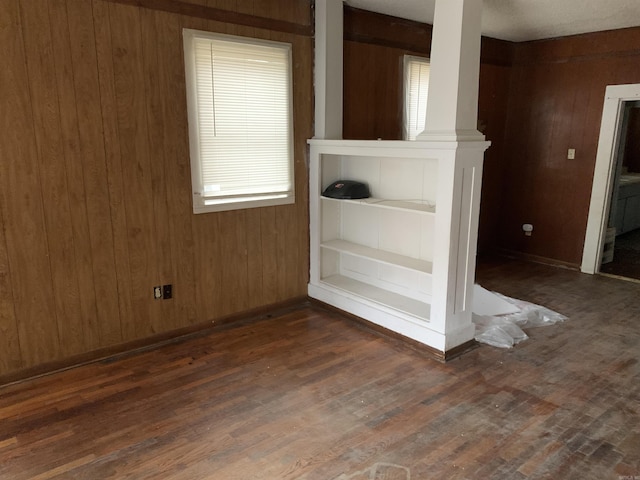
21;0;86;357
259;207;279;303
218;211;250;316
92;0;134;342
0;0;313;380
500;29;640;265
245;208;265;308
48;0;102;352
154;10;198;326
66;0;123;346
193;214;223;323
0;0;61;367
477;64;512;254
108;2;160;338
140;7;176;332
0;207;22;373
276;204;301;301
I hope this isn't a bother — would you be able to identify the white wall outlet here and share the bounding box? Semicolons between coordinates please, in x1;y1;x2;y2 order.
522;223;533;236
567;148;576;159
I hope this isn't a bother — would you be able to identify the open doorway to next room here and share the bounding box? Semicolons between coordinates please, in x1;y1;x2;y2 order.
600;100;640;281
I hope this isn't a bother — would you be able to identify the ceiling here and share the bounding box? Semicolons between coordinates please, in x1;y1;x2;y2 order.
344;0;640;42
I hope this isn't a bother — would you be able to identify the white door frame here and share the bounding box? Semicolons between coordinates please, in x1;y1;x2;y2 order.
581;84;640;274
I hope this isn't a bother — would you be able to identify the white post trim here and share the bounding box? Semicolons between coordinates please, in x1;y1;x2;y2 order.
314;0;343;139
417;0;484;142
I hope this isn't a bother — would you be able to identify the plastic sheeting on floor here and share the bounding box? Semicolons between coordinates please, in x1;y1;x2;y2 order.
472;287;567;348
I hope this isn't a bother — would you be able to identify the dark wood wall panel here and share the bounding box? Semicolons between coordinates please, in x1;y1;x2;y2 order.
624;108;640;173
476;64;512;254
499;28;640;265
343;40;405;140
0;0;313;380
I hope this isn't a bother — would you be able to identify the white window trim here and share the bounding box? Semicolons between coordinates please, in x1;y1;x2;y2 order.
183;29;295;213
403;55;430;141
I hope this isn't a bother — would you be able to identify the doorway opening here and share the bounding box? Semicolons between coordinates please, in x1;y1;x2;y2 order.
599;100;640;280
582;84;640;277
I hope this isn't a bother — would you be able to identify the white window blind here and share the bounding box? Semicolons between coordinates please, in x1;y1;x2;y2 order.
404;56;430;141
183;29;294;213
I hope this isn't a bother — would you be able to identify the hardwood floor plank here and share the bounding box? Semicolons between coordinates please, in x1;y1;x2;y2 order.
0;258;639;479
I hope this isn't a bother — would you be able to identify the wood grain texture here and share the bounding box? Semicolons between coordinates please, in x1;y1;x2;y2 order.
92;0;136;344
0;207;21;373
0;0;61;367
500;27;640;265
67;0;124;347
0;0;313;378
0;258;638;479
109;1;160;339
22;0;86;358
103;0;312;36
49;0;103;354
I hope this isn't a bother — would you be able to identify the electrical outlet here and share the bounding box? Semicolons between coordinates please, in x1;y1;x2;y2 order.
567;148;576;160
522;224;534;237
163;284;172;300
153;286;162;299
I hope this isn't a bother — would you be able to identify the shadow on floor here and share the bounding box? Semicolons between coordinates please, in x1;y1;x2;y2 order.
599;227;640;280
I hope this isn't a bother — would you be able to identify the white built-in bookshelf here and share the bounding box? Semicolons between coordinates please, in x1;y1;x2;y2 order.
308;139;490;354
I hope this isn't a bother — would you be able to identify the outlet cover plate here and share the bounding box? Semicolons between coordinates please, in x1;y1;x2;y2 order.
163;284;172;300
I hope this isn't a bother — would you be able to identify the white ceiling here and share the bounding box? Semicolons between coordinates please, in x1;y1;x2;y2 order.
344;0;640;42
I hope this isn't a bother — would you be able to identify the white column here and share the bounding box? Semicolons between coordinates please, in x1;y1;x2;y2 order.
417;0;484;142
314;0;343;139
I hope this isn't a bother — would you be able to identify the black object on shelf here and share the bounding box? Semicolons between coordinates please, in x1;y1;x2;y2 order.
322;180;370;199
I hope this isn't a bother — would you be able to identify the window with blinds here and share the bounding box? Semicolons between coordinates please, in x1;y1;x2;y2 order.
404;56;430;141
183;29;295;213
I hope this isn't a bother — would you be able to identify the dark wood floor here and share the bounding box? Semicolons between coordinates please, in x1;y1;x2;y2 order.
600;228;640;281
0;257;639;479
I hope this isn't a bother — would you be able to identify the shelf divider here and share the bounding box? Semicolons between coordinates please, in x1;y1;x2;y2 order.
321;239;433;274
321;196;436;215
321;274;431;321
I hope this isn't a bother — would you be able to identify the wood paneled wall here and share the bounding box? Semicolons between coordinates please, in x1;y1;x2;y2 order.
500;27;640;265
342;8;640;267
342;7;515;254
0;0;313;380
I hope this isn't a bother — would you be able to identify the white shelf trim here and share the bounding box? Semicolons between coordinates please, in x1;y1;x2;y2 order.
321;239;433;274
321;274;431;321
321;196;436;214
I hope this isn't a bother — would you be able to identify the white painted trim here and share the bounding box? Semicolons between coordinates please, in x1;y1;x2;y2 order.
313;0;343;139
581;84;640;273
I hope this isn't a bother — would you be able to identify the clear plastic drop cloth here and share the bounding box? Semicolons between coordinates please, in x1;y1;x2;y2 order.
473;288;568;349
